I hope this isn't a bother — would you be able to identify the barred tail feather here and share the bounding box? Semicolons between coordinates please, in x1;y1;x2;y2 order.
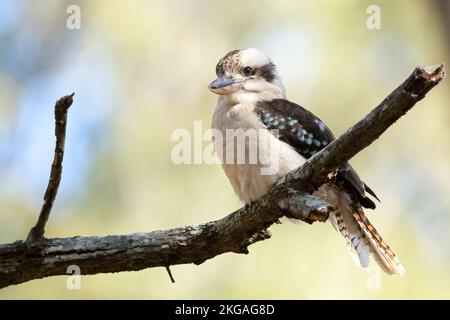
318;184;405;275
330;210;370;268
352;206;406;276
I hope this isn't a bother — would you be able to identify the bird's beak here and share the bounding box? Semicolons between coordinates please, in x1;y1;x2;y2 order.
208;77;244;95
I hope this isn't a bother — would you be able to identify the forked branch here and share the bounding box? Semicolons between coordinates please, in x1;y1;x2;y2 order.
0;65;445;289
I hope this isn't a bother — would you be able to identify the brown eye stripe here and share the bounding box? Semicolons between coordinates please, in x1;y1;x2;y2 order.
256;63;276;82
215;50;276;83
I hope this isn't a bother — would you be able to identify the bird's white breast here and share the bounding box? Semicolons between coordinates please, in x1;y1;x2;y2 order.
212;98;306;203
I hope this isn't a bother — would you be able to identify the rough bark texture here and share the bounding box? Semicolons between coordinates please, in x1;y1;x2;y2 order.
0;65;445;289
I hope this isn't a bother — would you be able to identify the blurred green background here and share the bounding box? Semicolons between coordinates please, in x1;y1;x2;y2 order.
0;0;449;299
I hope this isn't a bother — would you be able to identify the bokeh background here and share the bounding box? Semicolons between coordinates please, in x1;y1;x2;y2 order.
0;0;449;299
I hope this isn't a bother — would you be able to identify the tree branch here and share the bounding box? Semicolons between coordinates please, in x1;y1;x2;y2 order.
25;93;74;246
0;65;445;289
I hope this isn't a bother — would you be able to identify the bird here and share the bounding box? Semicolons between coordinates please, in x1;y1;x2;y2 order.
208;48;405;275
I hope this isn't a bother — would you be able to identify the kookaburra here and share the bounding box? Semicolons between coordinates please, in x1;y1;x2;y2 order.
208;48;405;275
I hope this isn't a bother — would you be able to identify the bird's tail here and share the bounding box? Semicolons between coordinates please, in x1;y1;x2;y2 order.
330;192;405;276
352;205;405;276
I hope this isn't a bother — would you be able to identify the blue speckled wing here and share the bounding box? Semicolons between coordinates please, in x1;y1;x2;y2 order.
255;99;379;209
255;99;335;159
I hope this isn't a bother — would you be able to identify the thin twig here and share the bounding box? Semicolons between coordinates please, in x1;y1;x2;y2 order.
165;266;176;283
25;93;75;245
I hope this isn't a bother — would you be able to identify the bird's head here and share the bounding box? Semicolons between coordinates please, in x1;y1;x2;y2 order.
208;48;285;103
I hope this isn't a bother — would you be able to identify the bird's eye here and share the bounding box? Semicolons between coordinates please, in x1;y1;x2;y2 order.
242;66;254;76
